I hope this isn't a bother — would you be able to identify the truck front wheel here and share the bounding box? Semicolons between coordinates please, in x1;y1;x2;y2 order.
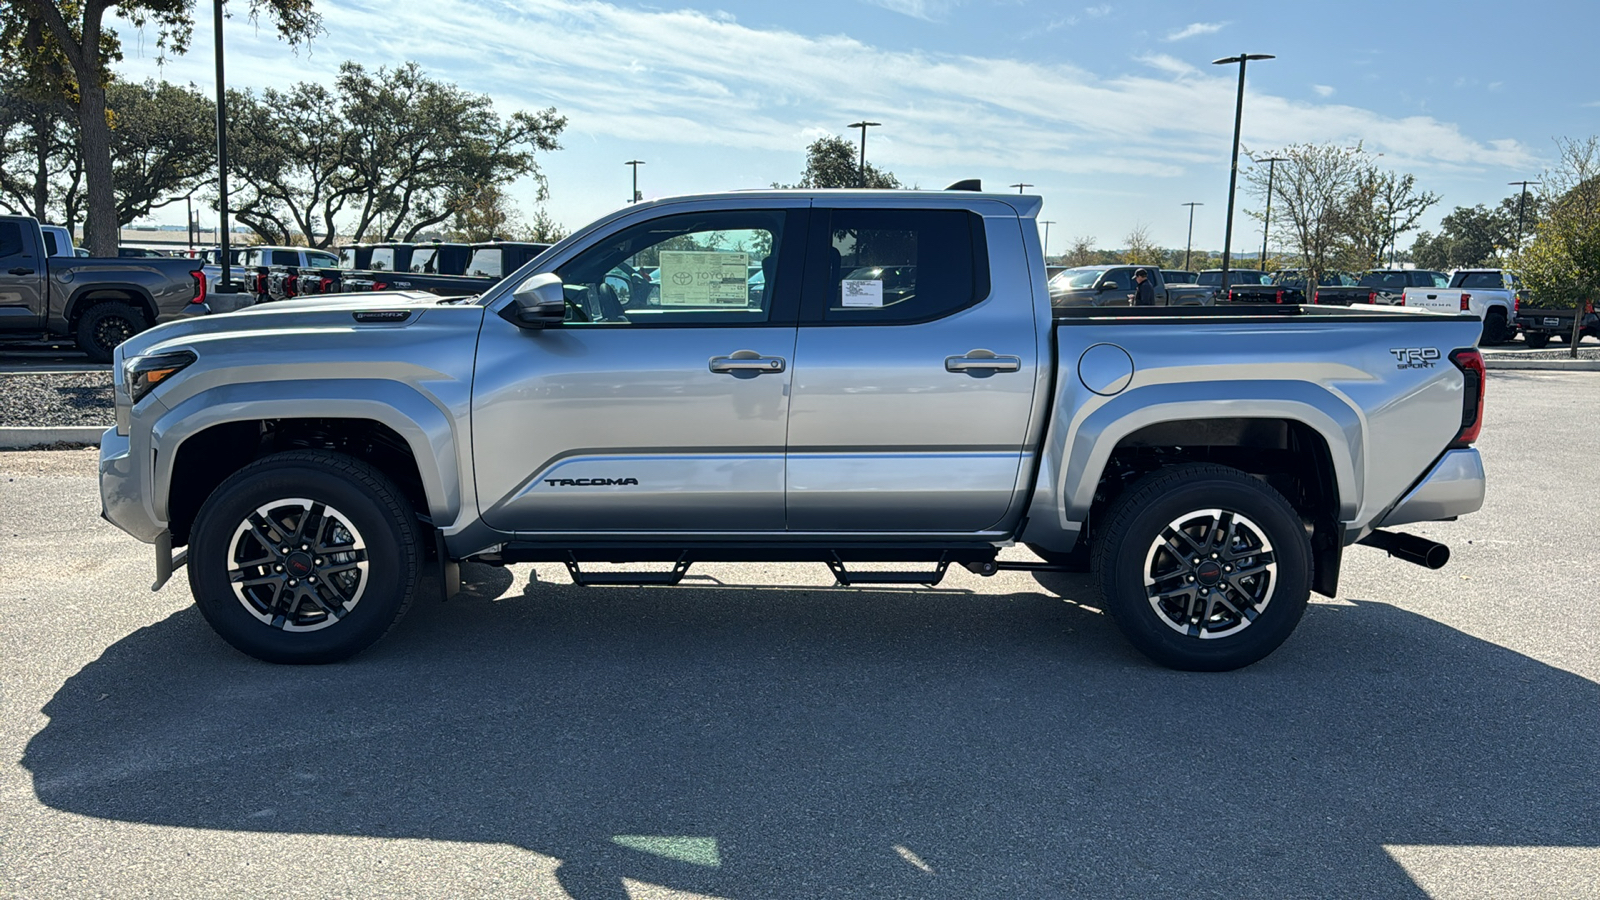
76;301;148;363
1092;463;1311;671
187;450;421;664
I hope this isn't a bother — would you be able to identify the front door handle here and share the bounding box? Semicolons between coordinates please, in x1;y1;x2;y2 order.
710;350;786;374
945;351;1022;373
7;267;34;276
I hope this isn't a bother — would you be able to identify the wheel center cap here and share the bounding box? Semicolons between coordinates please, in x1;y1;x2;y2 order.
1195;560;1223;586
287;552;314;577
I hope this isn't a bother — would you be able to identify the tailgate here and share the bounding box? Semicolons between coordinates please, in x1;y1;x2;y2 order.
1404;289;1461;313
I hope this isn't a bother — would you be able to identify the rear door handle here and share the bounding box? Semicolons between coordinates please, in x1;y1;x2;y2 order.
945;351;1022;373
8;267;34;276
709;351;786;374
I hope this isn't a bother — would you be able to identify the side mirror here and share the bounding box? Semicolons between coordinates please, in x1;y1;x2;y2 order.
1095;282;1113;292
504;273;566;329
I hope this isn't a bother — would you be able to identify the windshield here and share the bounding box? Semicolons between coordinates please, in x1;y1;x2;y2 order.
1052;268;1107;290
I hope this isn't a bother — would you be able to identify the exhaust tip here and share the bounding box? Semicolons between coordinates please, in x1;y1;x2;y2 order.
1359;530;1450;570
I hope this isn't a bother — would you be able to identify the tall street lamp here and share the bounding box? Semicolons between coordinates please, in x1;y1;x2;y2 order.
1040;220;1055;260
1256;155;1287;272
1212;53;1274;293
1009;182;1033;194
1509;179;1540;253
1181;201;1203;270
625;160;645;203
848;120;881;188
212;0;234;292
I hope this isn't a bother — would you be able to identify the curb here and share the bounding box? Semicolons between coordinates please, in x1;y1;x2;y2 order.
0;426;108;450
1485;359;1600;372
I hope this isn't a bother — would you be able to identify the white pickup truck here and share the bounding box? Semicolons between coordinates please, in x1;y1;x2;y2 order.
1401;269;1524;344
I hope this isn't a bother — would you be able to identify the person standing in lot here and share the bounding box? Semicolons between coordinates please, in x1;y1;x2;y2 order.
1133;268;1156;306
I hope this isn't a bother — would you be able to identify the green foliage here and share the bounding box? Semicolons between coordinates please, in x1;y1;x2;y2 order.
1518;137;1600;321
108;78;214;223
1410;193;1549;271
1332;169;1439;271
227;61;566;246
791;135;900;189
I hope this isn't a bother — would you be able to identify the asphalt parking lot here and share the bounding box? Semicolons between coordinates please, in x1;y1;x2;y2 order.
2;371;1597;899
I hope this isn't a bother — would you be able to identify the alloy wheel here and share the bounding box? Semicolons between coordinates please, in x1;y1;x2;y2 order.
227;498;370;632
1142;507;1278;639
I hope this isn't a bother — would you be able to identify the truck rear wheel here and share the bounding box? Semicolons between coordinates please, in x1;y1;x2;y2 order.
1480;309;1514;345
1524;332;1551;349
76;301;148;363
187;450;421;664
1092;463;1311;671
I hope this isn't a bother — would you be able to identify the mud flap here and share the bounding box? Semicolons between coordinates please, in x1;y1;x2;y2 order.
152;530;188;591
435;530;460;600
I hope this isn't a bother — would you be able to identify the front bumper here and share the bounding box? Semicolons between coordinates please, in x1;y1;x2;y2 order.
99;427;164;543
1377;448;1485;529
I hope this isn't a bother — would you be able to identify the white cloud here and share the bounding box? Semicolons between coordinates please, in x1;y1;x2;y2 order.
862;0;948;21
108;0;1537;228
1164;21;1226;42
1312;84;1336;97
1084;4;1112;17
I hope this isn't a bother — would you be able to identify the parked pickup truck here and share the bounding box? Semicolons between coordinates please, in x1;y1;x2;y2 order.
1227;270;1355;305
0;214;248;361
1312;269;1450;306
1049;264;1214;306
99;189;1488;673
1516;301;1598;348
1197;269;1272;290
1401;269;1525;344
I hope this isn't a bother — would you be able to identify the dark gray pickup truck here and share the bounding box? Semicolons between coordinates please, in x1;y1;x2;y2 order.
0;215;248;361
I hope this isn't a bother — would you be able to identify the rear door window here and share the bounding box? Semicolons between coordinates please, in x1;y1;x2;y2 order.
269;249;298;266
803;208;989;324
409;248;437;273
465;248;502;279
0;222;31;259
369;248;395;270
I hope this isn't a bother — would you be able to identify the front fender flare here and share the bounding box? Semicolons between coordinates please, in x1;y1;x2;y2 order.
149;379;463;528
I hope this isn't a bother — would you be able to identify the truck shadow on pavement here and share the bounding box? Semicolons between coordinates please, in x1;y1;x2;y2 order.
22;565;1600;898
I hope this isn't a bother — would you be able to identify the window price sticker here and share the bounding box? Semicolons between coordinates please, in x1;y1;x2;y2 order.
841;279;883;307
657;251;749;306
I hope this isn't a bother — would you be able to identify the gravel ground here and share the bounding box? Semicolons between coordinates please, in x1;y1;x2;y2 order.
1486;345;1600;360
0;373;114;427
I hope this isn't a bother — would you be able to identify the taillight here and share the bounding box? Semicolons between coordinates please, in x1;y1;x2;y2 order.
1313;290;1321;304
1228;290;1236;301
1367;291;1377;304
189;269;206;305
372;282;388;291
1449;348;1485;446
1275;289;1285;303
1459;292;1471;311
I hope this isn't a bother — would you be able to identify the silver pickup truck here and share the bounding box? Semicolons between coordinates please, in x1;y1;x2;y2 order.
98;188;1488;671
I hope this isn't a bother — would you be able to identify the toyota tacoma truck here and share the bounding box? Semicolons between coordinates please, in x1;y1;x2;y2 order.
98;188;1488;672
0;214;250;361
1401;268;1525;344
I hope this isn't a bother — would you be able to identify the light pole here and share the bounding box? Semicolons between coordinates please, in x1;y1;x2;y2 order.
625;160;645;203
1009;182;1033;194
848;120;881;188
1212;53;1274;293
212;0;234;291
1257;155;1286;272
1181;202;1203;270
1040;220;1055;260
1509;179;1540;253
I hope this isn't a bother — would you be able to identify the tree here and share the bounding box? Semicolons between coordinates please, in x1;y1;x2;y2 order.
447;181;519;242
1333;167;1439;270
0;66;78;222
1518;136;1600;357
7;0;319;255
521;206;568;243
107;78;215;224
1409;201;1523;271
791;135;900;189
226;62;565;246
1120;223;1160;265
1064;235;1098;266
1245;143;1367;290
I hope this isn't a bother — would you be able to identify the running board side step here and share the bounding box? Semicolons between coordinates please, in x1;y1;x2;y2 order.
564;554;693;586
828;554;951;586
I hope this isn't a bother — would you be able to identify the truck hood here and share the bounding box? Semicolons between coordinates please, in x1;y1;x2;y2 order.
115;291;471;361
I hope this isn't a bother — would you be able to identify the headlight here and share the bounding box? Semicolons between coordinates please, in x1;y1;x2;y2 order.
125;350;197;403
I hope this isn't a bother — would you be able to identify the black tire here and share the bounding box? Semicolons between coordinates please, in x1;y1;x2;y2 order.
1480;308;1514;345
1552;331;1569;343
1524;332;1551;349
187;450;421;664
1091;463;1311;671
1025;541;1091;573
75;301;149;363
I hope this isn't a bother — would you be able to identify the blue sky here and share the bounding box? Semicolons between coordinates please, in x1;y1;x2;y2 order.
113;0;1598;254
